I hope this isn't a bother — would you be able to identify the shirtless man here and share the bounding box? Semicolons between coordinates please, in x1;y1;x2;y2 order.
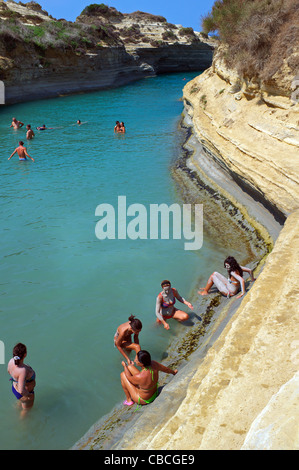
114;121;121;132
8;141;35;162
26;125;35;140
10;117;24;129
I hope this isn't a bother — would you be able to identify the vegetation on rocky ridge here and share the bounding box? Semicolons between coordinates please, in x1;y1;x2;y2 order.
201;0;299;81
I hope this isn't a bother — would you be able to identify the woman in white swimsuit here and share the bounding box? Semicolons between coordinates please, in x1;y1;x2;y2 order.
198;256;256;299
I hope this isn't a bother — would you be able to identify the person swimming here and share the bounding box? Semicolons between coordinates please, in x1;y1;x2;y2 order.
7;343;36;417
36;124;47;130
8;141;35;162
198;256;256;299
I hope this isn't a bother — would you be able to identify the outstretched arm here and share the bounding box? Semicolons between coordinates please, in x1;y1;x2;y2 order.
241;266;256;281
24;148;34;162
156;295;170;330
8;149;17;160
173;288;193;310
153;360;177;376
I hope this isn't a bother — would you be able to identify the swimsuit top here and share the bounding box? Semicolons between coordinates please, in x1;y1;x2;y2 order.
159;289;176;308
138;367;157;391
9;370;36;383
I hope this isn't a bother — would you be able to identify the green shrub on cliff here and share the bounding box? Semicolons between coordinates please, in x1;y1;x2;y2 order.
201;0;299;80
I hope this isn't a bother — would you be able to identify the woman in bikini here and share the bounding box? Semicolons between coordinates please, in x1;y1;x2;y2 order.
121;350;178;407
156;280;194;330
114;315;142;364
198;256;256;299
7;343;36;417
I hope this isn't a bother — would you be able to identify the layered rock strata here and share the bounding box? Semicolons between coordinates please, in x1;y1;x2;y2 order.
0;1;214;104
112;58;299;449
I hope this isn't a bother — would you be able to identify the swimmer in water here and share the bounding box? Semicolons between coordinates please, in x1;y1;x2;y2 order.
10;117;24;129
198;256;256;299
156;280;193;330
36;124;47;130
7;343;36;418
8;141;35;162
121;350;177;407
77;120;81;125
114;315;142;364
26;124;35;140
119;122;126;133
114;121;121;132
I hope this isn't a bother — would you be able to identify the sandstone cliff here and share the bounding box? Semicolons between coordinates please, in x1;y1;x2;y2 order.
112;36;299;449
0;1;214;104
73;51;299;449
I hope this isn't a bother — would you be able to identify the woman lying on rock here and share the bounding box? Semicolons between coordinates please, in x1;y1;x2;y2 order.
121;350;177;407
198;256;256;299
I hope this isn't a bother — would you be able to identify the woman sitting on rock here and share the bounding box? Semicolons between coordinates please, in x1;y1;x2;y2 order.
198;256;256;299
121;350;177;407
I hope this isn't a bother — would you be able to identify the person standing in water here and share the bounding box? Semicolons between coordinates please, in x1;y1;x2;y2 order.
26;125;35;140
114;121;121;132
198;256;256;299
156;280;193;330
7;343;36;417
10;117;24;129
114;315;142;364
8;141;35;162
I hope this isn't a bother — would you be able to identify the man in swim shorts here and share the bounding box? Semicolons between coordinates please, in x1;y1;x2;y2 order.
8;142;35;162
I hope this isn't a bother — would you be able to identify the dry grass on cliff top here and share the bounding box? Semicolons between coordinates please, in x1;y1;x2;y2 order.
202;0;299;81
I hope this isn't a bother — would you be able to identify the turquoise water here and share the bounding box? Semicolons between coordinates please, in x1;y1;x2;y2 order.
0;72;222;450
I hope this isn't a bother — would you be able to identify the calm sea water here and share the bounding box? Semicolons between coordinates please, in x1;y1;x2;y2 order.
0;72;223;450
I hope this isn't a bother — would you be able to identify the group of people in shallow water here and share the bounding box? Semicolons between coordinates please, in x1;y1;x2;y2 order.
7;257;255;415
6;117;256;412
8;116;119;163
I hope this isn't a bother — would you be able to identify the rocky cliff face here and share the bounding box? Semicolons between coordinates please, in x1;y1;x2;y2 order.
116;47;299;450
0;1;214;104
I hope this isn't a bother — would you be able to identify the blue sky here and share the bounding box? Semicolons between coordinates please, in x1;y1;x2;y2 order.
36;0;216;32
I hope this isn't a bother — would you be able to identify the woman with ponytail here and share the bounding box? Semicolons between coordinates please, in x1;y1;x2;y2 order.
7;343;36;416
114;315;142;364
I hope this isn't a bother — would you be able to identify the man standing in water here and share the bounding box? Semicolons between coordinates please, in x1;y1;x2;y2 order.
10;117;24;129
8;141;35;162
26;125;35;140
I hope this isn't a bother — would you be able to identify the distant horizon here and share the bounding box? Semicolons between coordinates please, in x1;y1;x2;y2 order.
12;0;216;32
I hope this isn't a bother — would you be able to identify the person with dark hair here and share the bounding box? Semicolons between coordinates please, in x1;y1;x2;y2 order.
114;315;142;364
8;142;35;162
26;124;35;140
119;122;126;133
198;256;256;299
121;350;178;407
7;343;36;417
156;280;193;330
114;121;121;132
